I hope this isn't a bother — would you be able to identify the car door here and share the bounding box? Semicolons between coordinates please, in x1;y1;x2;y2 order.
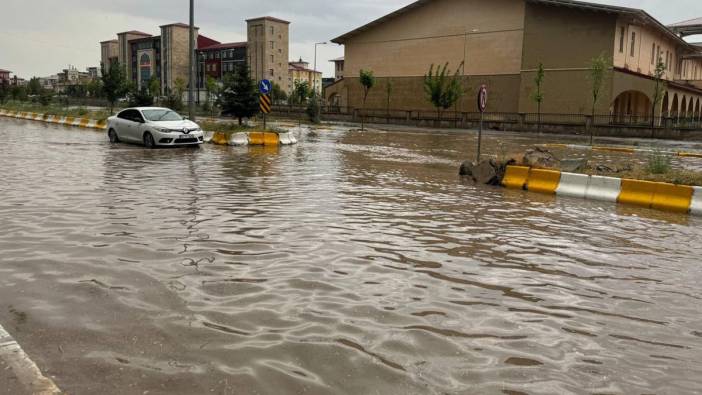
116;110;134;141
131;110;147;143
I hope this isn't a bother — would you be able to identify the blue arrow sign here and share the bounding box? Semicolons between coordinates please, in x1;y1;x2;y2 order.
259;79;272;94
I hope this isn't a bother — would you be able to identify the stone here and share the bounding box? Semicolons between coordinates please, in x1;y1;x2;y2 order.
560;158;587;173
459;159;498;185
523;147;559;168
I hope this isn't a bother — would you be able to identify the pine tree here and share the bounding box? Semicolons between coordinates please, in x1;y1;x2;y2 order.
219;64;259;125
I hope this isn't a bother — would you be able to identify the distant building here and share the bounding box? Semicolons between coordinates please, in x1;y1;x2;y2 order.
330;57;344;80
100;16;292;97
288;58;323;94
0;69;10;84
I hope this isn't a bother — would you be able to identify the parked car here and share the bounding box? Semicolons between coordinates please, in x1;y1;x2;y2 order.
107;107;204;148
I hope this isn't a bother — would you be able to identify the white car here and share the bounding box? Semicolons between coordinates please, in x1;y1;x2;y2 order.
107;107;204;148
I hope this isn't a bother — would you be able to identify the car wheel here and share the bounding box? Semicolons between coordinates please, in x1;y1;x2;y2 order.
108;129;120;143
143;132;155;149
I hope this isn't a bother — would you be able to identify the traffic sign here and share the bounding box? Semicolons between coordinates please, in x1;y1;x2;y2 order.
259;79;272;95
477;85;488;113
260;94;272;114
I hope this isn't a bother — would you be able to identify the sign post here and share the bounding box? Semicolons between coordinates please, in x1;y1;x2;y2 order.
259;80;272;130
477;85;488;161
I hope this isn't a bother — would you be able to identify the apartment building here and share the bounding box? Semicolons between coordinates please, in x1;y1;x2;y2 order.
289;58;323;94
326;0;702;121
100;16;292;96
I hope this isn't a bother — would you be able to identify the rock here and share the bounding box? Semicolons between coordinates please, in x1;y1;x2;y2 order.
523;147;559;168
560;158;587;173
460;159;498;185
595;164;615;173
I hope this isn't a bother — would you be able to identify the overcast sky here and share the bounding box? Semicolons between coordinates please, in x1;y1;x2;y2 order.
1;0;700;79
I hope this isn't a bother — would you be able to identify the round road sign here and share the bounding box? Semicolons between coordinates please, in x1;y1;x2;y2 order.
259;79;272;95
477;85;488;113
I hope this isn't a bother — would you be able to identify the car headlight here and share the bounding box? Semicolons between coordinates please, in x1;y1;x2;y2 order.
155;127;172;133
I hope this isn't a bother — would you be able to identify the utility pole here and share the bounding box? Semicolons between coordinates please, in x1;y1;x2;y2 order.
313;42;327;95
188;0;195;120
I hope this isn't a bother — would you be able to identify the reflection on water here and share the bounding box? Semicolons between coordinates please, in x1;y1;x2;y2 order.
0;118;701;394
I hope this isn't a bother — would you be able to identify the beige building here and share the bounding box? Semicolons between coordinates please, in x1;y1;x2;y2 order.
116;30;152;81
326;0;702;122
288;58;323;94
160;23;200;95
100;40;119;72
247;17;291;93
330;57;344;80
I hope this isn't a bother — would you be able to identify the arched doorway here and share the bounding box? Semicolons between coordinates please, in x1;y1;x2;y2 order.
671;94;679;119
687;98;694;123
681;96;688;120
612;90;652;124
661;92;669;117
695;98;701;123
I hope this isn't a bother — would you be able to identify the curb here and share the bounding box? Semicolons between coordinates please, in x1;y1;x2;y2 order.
0;109;107;131
542;143;702;159
502;165;701;216
1;323;61;394
206;131;298;146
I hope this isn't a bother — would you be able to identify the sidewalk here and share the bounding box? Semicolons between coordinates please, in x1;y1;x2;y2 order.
0;323;60;395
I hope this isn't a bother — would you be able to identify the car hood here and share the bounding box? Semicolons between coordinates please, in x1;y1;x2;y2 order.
148;120;200;130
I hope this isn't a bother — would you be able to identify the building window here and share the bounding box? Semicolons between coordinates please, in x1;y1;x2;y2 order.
651;43;656;65
269;69;274;76
270;41;274;49
270;55;274;63
630;32;636;57
270;26;274;35
215;52;220;59
619;26;625;53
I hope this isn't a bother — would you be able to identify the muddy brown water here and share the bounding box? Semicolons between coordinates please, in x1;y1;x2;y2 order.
1;118;701;395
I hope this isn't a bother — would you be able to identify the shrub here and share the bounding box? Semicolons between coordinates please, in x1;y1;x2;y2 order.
647;150;672;174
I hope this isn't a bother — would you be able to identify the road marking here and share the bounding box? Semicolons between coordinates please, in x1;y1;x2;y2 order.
0;323;61;395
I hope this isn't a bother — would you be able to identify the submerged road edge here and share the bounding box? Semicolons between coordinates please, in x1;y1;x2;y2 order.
0;323;62;395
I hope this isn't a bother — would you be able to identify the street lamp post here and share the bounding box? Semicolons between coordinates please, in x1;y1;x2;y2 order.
313;42;327;95
188;0;195;120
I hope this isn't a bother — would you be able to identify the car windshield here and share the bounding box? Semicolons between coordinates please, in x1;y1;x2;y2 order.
142;109;183;122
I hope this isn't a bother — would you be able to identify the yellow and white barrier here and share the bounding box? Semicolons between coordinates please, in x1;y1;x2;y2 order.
503;165;700;216
0;109;106;130
208;130;297;146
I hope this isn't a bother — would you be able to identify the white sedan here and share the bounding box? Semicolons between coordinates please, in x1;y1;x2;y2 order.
107;107;204;148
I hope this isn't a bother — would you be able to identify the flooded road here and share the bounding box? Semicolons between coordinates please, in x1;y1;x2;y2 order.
1;117;701;395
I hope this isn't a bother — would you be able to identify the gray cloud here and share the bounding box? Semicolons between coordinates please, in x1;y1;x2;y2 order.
1;0;700;79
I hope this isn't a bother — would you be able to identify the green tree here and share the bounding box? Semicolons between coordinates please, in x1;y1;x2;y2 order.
27;77;42;96
10;85;27;101
306;91;321;123
271;82;288;105
204;76;219;112
87;79;104;98
588;54;610;145
174;78;186;100
359;69;376;131
291;80;311;105
128;85;154;107
218;64;259;125
148;77;161;104
385;79;393;116
38;89;54;106
651;57;667;130
101;62;129;113
423;62;464;122
531;63;545;134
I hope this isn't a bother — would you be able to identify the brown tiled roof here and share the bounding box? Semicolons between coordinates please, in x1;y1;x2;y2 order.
289;63;321;74
100;39;118;44
246;16;290;24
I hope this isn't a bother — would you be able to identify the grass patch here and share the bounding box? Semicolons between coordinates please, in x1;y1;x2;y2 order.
1;101;112;121
199;121;283;134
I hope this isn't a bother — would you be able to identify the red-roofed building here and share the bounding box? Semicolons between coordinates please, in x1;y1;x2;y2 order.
0;69;10;84
289;58;323;95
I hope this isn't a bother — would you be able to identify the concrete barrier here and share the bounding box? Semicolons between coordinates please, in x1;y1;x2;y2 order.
229;132;249;146
618;179;658;208
556;172;590;199
679;152;702;159
502;166;530;190
585;175;621;202
211;132;229;145
249;132;265;145
651;183;694;213
691;187;702;216
263;132;279;146
526;168;561;194
278;132;297;145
